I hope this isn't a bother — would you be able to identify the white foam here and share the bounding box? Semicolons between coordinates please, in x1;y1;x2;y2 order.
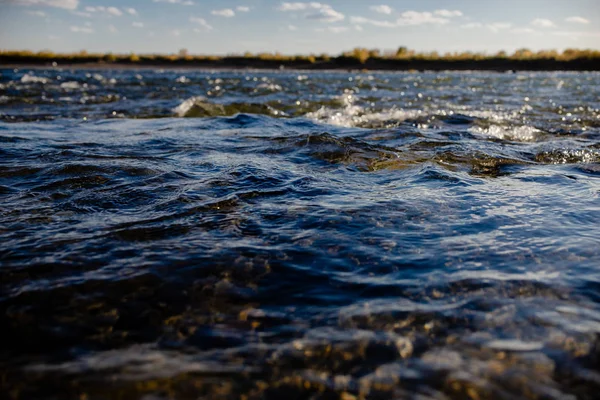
469;125;541;141
173;96;204;117
20;74;49;84
60;81;82;90
305;94;422;128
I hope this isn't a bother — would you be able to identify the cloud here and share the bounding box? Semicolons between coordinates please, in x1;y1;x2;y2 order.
434;9;463;18
566;16;590;24
350;16;395;28
288;24;298;31
106;6;122;16
278;3;344;22
132;22;144;28
461;22;482;29
70;25;93;33
190;16;213;31
278;2;310;11
236;6;250;12
307;7;344;22
352;10;456;28
486;22;512;32
396;11;449;26
531;18;555;28
461;21;513;32
370;5;392;15
153;0;194;5
9;0;78;9
108;24;118;33
211;9;235;17
83;6;126;17
71;11;91;17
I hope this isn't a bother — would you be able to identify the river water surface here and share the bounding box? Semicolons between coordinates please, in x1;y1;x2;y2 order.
1;68;600;399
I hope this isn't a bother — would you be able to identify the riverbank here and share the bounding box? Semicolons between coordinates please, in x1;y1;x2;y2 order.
2;55;600;71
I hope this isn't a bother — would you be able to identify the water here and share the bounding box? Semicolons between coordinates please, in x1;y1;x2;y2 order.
1;68;600;399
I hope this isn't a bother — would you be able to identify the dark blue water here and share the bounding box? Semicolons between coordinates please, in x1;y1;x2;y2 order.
1;68;600;399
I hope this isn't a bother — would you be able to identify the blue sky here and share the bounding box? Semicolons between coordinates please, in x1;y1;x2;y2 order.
1;1;599;55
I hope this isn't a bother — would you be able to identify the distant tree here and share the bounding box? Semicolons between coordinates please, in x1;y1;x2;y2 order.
368;49;381;59
352;47;370;63
396;46;409;58
513;48;533;59
104;53;117;63
178;48;188;58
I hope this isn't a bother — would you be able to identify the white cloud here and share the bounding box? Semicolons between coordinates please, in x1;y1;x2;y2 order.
278;3;344;22
211;8;235;17
70;25;93;33
354;24;363;31
434;9;463;18
10;0;78;9
352;10;456;28
82;6;125;17
108;24;118;33
461;22;514;33
307;6;344;22
396;11;449;26
190;16;213;31
370;5;392;15
236;6;250;12
288;24;298;31
487;22;512;32
531;18;555;28
153;0;194;5
126;8;137;16
566;16;590;24
350;16;395;28
511;27;537;34
132;22;144;28
278;2;310;11
71;11;91;17
461;22;482;29
170;29;182;36
27;10;46;16
106;6;122;16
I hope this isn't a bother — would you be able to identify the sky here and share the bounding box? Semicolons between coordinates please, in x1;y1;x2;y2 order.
0;0;599;55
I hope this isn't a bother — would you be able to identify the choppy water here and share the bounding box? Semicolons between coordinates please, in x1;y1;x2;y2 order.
1;68;600;399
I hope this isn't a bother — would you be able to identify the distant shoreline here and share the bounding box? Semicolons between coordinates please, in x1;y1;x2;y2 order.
2;56;600;72
0;56;600;72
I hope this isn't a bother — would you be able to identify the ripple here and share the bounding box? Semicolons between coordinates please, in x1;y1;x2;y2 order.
1;69;600;399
